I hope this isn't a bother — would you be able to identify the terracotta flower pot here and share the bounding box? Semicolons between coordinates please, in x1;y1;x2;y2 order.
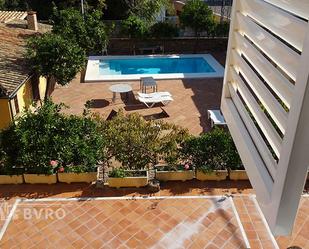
57;172;97;183
23;174;57;184
0;175;24;184
155;170;194;181
196;170;228;181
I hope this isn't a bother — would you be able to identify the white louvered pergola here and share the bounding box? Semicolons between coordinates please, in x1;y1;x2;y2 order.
221;0;309;235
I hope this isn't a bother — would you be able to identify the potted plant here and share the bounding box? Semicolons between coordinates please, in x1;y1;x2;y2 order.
57;164;97;183
107;168;148;188
155;164;194;181
0;165;24;184
101;110;189;172
182;128;240;181
23;160;58;184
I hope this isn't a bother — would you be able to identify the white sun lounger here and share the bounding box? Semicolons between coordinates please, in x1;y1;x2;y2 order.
138;93;174;108
137;92;172;98
207;110;227;128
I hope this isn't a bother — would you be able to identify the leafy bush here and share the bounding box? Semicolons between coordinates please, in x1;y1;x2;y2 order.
181;128;241;172
121;15;149;38
101;110;189;170
109;168;127;178
150;21;179;38
0;100;106;175
109;168;147;178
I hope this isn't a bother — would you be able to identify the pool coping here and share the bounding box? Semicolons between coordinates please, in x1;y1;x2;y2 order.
84;54;225;82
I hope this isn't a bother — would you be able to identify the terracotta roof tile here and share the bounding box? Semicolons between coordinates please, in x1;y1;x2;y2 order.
0;19;51;96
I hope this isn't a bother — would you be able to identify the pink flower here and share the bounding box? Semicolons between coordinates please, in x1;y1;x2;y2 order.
50;160;58;167
58;166;65;173
184;164;190;170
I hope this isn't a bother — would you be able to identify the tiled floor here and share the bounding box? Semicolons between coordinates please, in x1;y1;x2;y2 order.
51;76;223;135
233;196;276;249
0;182;308;248
0;197;248;249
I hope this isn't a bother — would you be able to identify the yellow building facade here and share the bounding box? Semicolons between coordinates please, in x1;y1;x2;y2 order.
0;76;47;130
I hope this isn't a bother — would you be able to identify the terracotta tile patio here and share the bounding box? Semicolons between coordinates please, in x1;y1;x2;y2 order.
1;194;308;248
0;181;308;248
51;76;223;135
0;197;249;249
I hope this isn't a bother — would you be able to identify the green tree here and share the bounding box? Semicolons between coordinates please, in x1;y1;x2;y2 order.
180;0;215;37
52;8;109;54
26;33;85;90
125;0;171;22
121;14;149;38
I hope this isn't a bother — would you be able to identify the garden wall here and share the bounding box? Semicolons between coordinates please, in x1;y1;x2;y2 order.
107;37;228;55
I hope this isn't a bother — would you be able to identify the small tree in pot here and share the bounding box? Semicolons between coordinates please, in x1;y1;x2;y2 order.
182;128;241;180
101;110;189;172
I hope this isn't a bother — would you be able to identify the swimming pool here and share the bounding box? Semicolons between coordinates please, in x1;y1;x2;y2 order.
85;54;225;81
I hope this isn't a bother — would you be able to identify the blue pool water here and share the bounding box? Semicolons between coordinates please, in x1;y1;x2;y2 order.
99;57;215;75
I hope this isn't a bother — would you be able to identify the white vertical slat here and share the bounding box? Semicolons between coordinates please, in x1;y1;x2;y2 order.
230;68;282;159
266;22;309;235
263;0;309;20
221;99;273;202
234;32;294;109
232;50;288;134
236;12;300;81
227;80;278;178
239;0;307;51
